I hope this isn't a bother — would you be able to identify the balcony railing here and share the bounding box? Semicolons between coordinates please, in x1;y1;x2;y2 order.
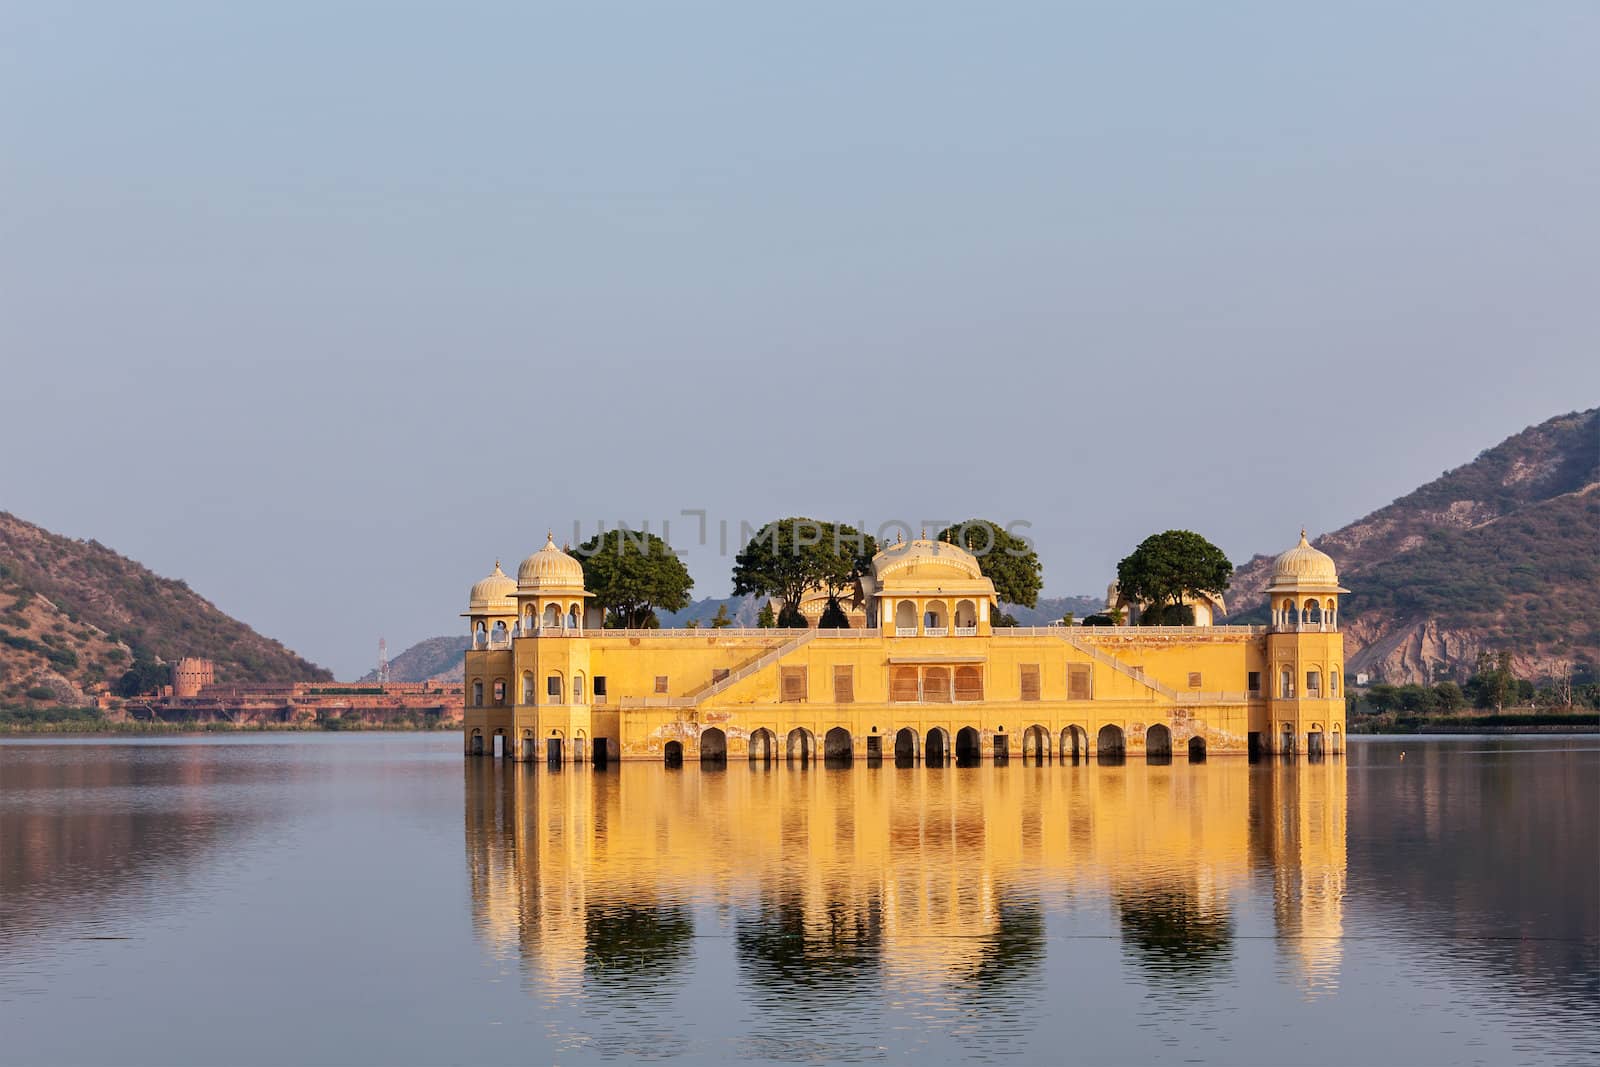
895;626;918;637
955;626;977;636
924;626;949;637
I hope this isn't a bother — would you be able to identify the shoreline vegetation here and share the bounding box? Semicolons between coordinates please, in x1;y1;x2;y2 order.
1350;710;1599;735
0;707;456;735
6;707;1595;738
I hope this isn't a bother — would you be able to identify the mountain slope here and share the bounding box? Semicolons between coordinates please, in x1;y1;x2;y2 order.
1230;409;1600;683
0;511;330;701
359;635;469;684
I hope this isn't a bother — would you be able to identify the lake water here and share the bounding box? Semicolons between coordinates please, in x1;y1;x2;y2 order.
1;735;1595;1066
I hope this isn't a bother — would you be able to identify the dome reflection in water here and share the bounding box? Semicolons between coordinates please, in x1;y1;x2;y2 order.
463;755;1349;1055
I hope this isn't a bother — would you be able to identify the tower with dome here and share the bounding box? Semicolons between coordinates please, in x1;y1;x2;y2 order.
461;531;1346;764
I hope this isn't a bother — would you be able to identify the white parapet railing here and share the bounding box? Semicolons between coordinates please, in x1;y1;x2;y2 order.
582;627;809;639
923;626;949;637
955;626;978;636
895;627;918;637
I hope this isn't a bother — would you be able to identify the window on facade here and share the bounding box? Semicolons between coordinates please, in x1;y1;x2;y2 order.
522;673;535;704
833;665;854;703
923;667;952;703
574;675;585;702
593;676;607;703
1020;664;1041;701
780;666;807;702
1306;670;1321;695
954;666;983;701
1068;664;1092;701
1188;672;1203;689
1330;671;1339;695
547;676;562;701
654;675;669;695
472;680;483;707
890;666;920;702
1280;667;1294;699
1248;671;1261;694
493;680;506;705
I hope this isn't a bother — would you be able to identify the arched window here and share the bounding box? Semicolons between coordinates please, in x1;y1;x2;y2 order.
1305;600;1322;624
1330;671;1339;696
546;673;563;703
1305;669;1321;695
492;679;506;705
522;672;534;704
543;603;561;628
472;679;484;707
574;672;586;703
1280;667;1293;699
567;605;580;629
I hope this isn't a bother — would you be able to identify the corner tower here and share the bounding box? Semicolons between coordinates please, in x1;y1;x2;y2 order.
1262;531;1349;755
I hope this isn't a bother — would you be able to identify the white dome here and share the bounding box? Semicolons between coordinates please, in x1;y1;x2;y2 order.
516;533;586;591
465;561;516;614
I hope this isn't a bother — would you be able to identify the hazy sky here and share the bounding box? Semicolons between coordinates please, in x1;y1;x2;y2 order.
3;3;1597;678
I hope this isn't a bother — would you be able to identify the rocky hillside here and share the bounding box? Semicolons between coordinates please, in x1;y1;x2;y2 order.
359;635;469;685
0;512;330;703
1229;409;1600;684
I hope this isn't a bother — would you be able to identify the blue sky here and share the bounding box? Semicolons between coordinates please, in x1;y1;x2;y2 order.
3;2;1597;677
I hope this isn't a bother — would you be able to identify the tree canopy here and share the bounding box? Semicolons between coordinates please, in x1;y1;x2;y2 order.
732;518;877;628
1115;530;1233;622
935;519;1043;608
573;529;693;629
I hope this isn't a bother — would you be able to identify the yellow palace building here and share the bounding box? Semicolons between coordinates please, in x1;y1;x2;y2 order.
461;531;1347;764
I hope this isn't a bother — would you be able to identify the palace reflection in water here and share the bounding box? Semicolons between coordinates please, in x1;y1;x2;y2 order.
463;757;1348;1023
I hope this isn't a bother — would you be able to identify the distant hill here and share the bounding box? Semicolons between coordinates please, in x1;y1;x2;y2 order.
1229;409;1600;684
1007;595;1105;626
0;511;330;703
359;635;469;684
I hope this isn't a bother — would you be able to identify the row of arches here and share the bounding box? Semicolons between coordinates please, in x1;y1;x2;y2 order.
891;598;981;633
1272;598;1339;630
657;724;1211;767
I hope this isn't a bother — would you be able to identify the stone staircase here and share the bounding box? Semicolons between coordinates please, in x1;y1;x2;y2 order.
685;629;820;706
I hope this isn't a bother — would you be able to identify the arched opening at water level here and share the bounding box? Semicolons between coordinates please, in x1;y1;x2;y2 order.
824;727;853;765
1097;724;1125;763
955;726;982;766
700;727;727;764
787;727;815;765
748;728;777;763
894;727;919;767
1145;724;1172;764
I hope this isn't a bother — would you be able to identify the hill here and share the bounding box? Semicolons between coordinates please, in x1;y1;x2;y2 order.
0;512;331;703
1229;409;1600;684
359;635;469;685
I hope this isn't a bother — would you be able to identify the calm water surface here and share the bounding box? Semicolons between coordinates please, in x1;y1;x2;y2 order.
1;735;1595;1066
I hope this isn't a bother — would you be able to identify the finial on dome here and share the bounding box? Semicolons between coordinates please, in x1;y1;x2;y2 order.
546;530;555;546
1300;527;1309;544
920;526;926;540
